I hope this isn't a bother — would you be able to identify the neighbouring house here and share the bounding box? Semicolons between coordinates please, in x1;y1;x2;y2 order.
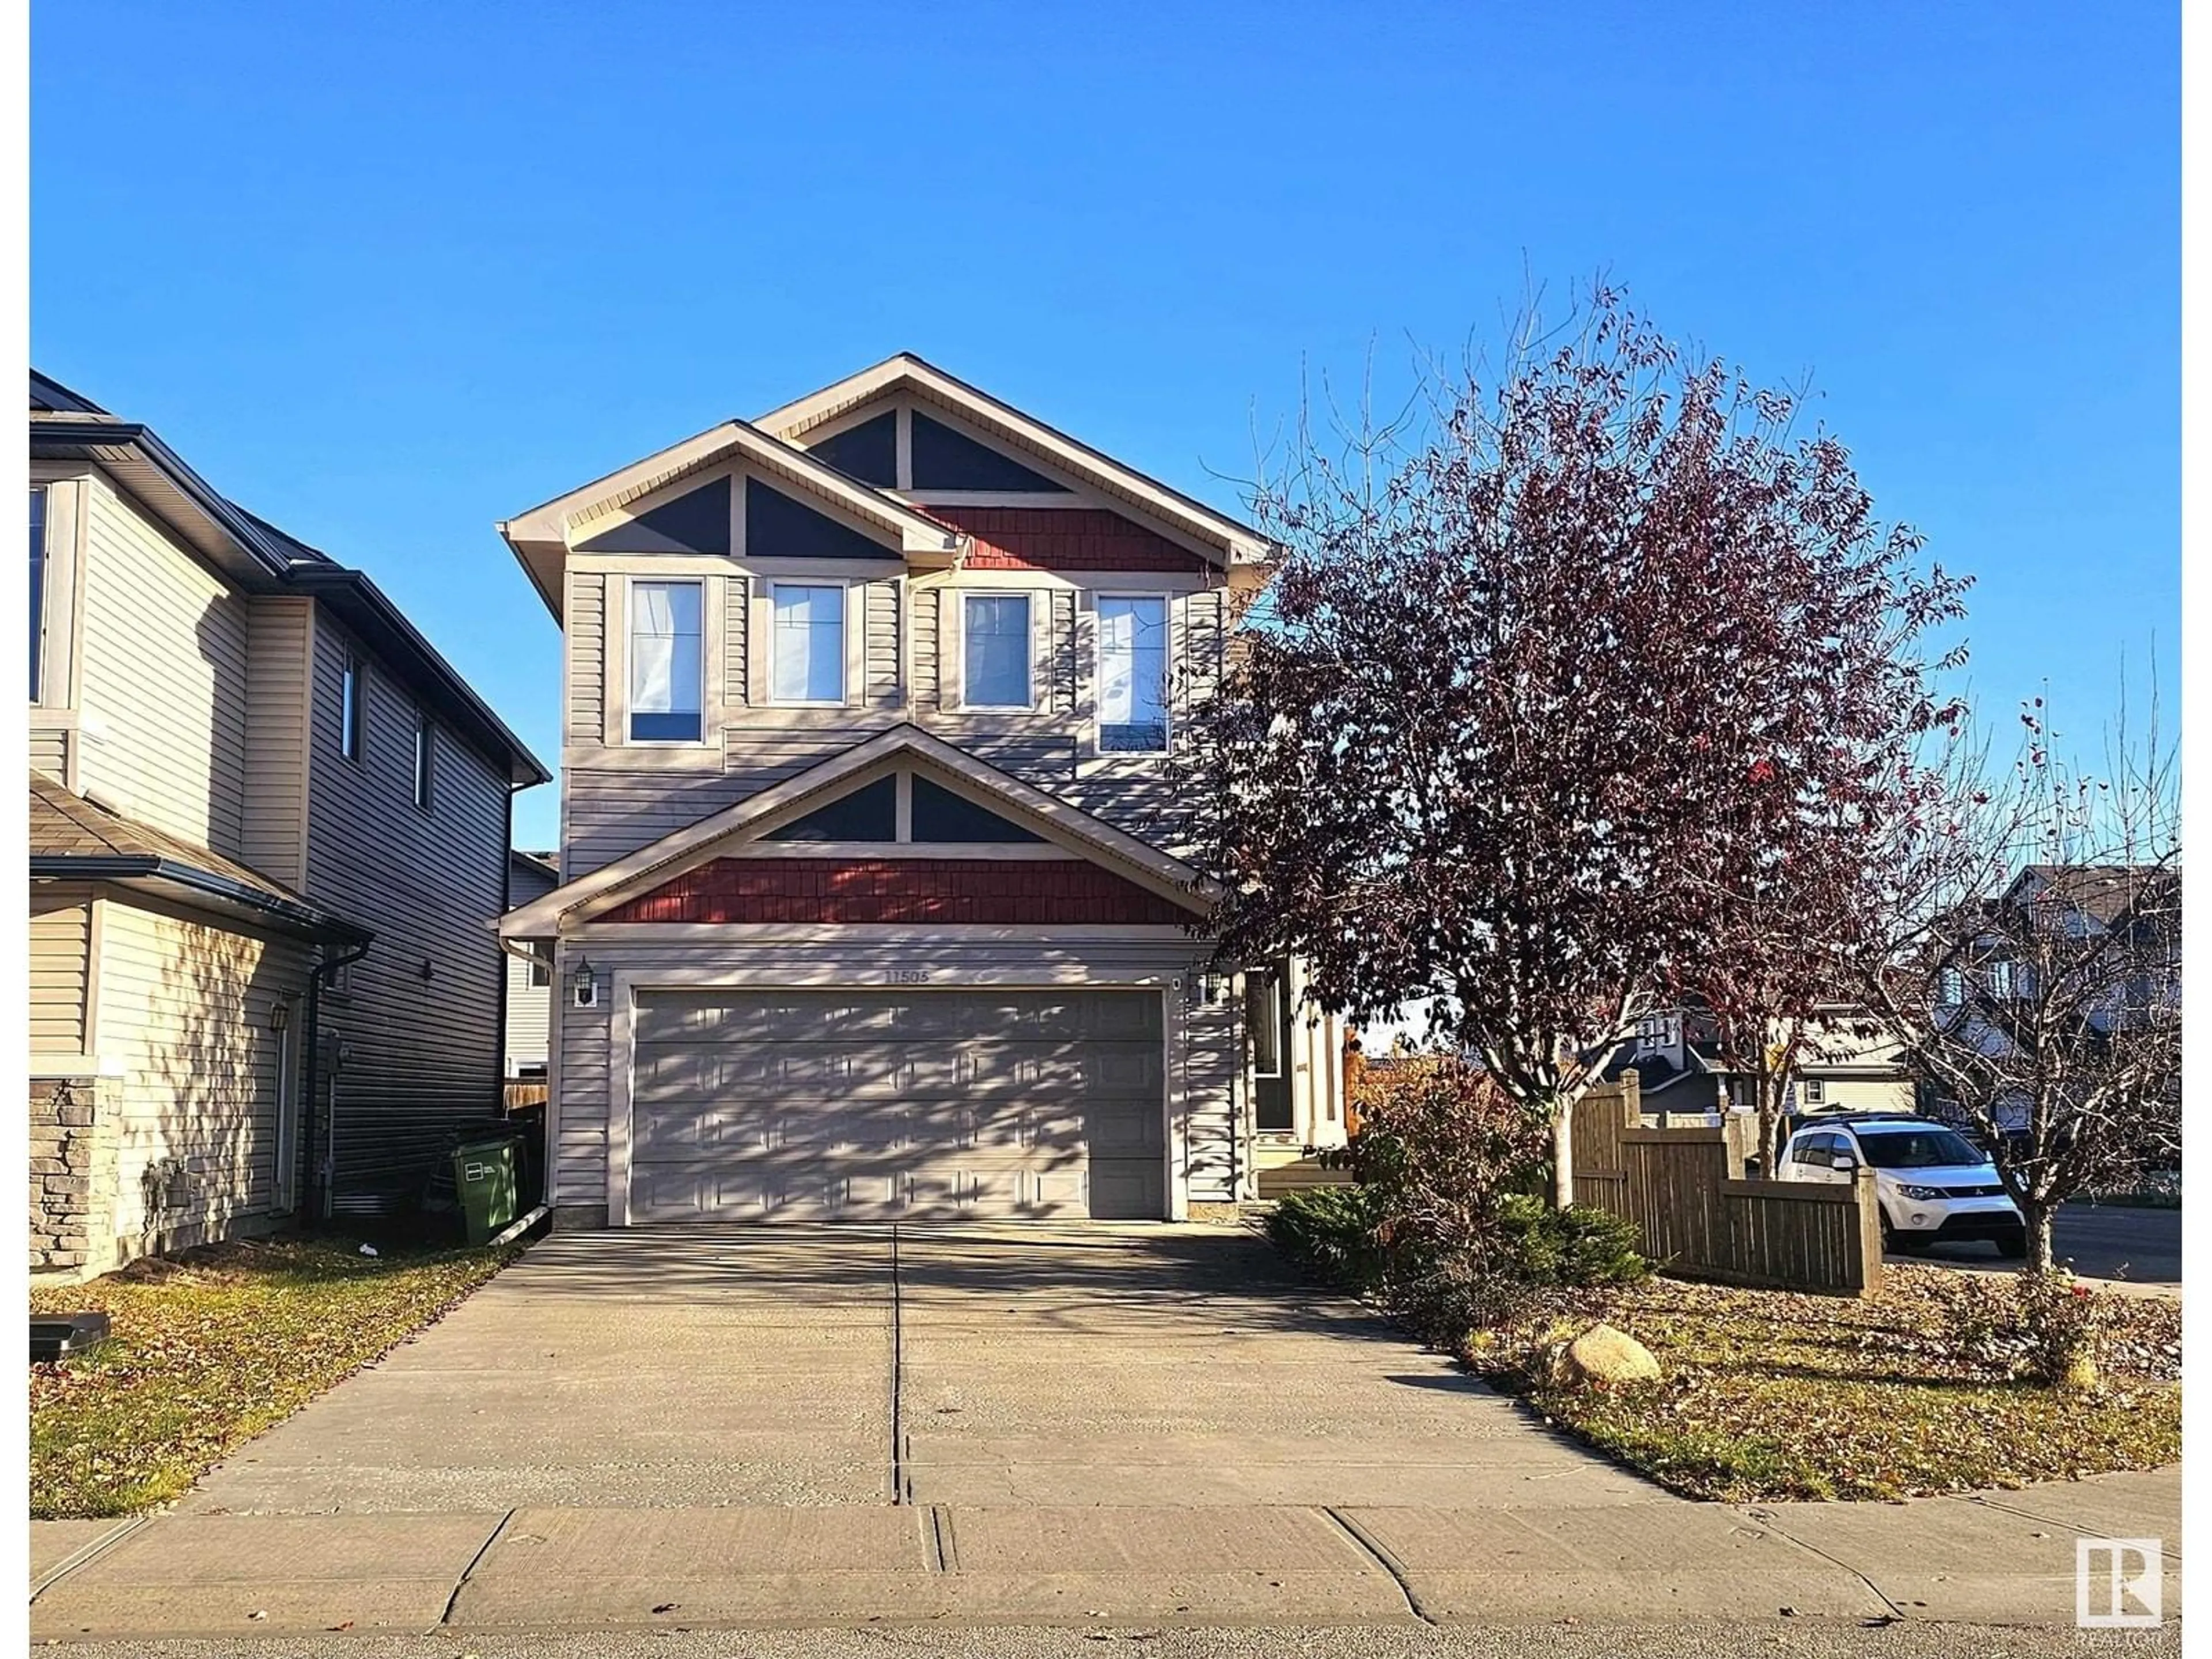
1925;862;2181;1137
29;371;547;1278
497;354;1347;1225
1597;1002;1916;1122
503;849;560;1084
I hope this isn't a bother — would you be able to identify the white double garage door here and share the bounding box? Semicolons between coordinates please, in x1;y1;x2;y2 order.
628;988;1168;1222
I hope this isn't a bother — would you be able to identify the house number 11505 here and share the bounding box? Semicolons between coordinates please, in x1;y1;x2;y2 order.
889;969;930;984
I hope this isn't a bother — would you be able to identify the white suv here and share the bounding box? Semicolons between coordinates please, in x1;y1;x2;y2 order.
1780;1116;2026;1259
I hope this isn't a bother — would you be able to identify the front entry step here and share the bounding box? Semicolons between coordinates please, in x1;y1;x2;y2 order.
1255;1157;1356;1200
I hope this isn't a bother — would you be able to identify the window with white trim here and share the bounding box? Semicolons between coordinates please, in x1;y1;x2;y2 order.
29;486;47;702
771;582;846;704
1097;594;1168;752
962;592;1032;709
628;578;704;742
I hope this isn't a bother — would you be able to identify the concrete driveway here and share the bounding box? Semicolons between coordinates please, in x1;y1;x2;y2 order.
184;1223;1647;1516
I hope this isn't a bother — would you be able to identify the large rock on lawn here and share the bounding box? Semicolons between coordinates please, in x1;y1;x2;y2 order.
1554;1322;1662;1387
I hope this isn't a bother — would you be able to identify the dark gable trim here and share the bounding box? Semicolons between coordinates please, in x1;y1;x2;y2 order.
745;478;900;561
577;475;732;555
910;410;1071;493
806;411;897;487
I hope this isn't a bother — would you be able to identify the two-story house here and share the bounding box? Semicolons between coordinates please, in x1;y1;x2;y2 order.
29;371;547;1278
498;355;1346;1225
1599;1002;1916;1122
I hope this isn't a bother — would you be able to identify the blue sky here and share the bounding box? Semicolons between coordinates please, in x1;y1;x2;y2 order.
33;2;2176;851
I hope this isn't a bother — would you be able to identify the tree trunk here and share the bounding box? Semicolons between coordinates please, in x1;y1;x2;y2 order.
2023;1201;2056;1273
1551;1101;1575;1209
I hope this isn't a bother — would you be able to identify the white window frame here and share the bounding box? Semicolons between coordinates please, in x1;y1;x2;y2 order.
767;579;856;709
956;589;1037;712
1094;590;1172;755
29;484;49;704
623;575;709;747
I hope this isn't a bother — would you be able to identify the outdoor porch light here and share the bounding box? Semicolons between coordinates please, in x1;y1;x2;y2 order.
569;955;600;1009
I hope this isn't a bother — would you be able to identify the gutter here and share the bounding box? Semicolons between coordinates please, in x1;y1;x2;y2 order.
31;855;373;946
28;418;300;577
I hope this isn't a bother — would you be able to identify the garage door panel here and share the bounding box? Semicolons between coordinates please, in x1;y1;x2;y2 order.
628;989;1165;1222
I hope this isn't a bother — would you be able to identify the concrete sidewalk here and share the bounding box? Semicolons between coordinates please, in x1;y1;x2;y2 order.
28;1465;2180;1640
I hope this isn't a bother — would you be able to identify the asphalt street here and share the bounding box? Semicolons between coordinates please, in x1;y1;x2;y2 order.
1894;1200;2180;1287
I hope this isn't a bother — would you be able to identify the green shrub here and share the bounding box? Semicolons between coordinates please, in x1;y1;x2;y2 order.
1266;1185;1384;1289
1495;1194;1650;1286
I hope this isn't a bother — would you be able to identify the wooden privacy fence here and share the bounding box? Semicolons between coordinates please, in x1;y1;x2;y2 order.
1571;1073;1884;1297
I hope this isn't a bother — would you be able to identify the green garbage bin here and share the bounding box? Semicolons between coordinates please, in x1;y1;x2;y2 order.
452;1136;518;1245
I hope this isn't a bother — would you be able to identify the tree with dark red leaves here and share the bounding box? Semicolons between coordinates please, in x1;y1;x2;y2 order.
1190;291;1969;1205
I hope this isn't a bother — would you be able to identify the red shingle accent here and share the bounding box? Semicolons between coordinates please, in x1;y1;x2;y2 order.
604;858;1191;926
927;505;1207;572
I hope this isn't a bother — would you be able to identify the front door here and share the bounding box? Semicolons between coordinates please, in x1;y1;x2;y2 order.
1247;963;1294;1132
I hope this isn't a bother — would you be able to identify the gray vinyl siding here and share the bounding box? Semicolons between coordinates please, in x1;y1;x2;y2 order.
30;883;94;1053
94;892;315;1250
240;597;315;887
304;609;511;1212
554;985;611;1202
547;933;1236;1212
75;477;252;857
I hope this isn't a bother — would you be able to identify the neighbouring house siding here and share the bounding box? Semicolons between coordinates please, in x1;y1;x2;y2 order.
503;857;558;1078
75;476;252;856
304;610;511;1212
30;725;70;782
505;953;552;1077
544;931;1236;1215
29;883;94;1054
240;596;316;888
92;893;315;1266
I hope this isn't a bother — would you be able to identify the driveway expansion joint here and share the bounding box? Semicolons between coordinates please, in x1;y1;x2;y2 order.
889;1223;908;1506
1740;1507;1907;1620
1321;1506;1436;1626
440;1507;517;1628
28;1515;148;1604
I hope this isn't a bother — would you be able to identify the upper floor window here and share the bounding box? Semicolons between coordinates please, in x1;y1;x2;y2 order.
339;653;365;762
628;579;704;742
1098;595;1168;752
771;582;845;705
412;712;435;810
963;592;1032;709
29;486;47;702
